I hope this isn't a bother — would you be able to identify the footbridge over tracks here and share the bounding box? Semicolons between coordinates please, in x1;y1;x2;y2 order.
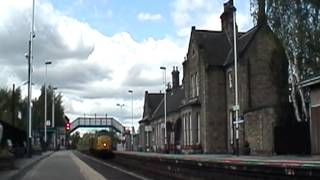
70;117;124;134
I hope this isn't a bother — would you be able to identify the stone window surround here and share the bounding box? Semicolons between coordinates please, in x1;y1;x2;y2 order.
228;70;233;88
183;111;197;146
189;113;193;144
229;110;234;145
196;112;201;145
190;72;199;98
191;74;195;98
195;72;199;96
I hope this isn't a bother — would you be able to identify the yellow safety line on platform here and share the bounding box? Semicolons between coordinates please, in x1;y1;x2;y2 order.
71;152;107;180
81;153;151;180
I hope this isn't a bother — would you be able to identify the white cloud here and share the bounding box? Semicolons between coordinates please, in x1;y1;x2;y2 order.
199;13;223;31
137;12;163;22
171;0;216;28
1;0;253;129
0;0;185;127
171;0;253;37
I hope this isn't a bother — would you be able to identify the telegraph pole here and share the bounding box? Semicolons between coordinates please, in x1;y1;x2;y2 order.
52;87;57;150
128;90;134;151
27;0;35;158
232;3;240;156
44;61;52;145
12;84;16;127
160;66;167;151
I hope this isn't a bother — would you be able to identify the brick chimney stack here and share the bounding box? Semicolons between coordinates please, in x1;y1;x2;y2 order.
172;66;180;89
220;0;236;39
257;0;267;25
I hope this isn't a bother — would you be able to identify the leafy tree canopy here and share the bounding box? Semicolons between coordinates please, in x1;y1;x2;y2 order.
251;0;320;79
0;85;65;131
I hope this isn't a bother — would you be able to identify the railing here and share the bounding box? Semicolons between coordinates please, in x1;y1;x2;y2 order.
70;117;124;133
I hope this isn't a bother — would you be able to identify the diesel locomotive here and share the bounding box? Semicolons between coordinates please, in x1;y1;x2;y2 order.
89;134;113;157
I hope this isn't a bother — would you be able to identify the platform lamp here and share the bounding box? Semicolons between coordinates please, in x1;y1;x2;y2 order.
44;61;52;146
52;87;57;150
116;103;125;119
232;3;240;156
26;0;36;158
128;90;134;151
160;66;167;150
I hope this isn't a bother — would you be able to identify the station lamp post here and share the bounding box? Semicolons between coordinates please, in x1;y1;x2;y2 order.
232;4;240;155
52;87;57;150
128;90;134;151
160;66;167;150
116;103;125;118
44;61;52;145
26;0;35;158
117;103;125;151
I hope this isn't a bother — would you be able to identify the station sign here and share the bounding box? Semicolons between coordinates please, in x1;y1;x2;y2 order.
145;125;152;132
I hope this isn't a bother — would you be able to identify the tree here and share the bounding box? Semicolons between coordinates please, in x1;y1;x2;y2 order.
0;86;25;129
250;0;320;121
250;0;320;78
70;131;81;149
77;132;94;151
0;88;11;122
32;85;65;130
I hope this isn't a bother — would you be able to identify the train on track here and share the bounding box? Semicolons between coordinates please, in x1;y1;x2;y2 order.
89;134;113;158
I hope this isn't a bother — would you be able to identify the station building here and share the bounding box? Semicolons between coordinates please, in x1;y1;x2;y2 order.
139;0;291;155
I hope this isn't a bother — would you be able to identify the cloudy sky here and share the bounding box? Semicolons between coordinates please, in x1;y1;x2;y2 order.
0;0;253;130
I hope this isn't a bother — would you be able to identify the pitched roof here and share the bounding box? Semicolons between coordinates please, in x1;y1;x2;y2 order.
223;26;260;66
140;92;163;124
189;25;260;67
151;87;185;120
191;30;231;66
147;93;164;114
238;26;259;54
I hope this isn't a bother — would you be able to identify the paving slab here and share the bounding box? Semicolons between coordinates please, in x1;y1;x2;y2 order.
20;151;110;180
0;151;53;180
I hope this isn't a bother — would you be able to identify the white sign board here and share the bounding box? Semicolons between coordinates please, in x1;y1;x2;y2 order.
145;125;152;132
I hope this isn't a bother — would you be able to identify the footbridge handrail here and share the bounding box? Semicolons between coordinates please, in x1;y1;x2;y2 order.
70;117;124;133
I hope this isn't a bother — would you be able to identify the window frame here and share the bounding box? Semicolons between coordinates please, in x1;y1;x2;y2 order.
228;71;233;89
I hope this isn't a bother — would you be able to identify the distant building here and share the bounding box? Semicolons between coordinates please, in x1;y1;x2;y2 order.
150;68;184;153
138;91;163;152
139;67;185;153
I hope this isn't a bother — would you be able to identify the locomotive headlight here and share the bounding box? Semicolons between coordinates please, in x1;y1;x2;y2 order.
103;143;107;147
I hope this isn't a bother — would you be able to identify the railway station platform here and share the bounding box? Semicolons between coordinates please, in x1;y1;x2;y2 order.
113;151;320;180
0;151;53;180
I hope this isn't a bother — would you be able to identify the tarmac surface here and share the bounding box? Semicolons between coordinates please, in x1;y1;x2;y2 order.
75;151;150;180
0;151;52;180
21;151;91;180
0;150;151;180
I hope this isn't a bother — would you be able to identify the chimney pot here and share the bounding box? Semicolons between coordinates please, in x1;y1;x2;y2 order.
220;0;236;40
172;66;180;89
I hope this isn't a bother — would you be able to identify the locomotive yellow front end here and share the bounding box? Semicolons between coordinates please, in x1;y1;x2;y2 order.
96;135;112;152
